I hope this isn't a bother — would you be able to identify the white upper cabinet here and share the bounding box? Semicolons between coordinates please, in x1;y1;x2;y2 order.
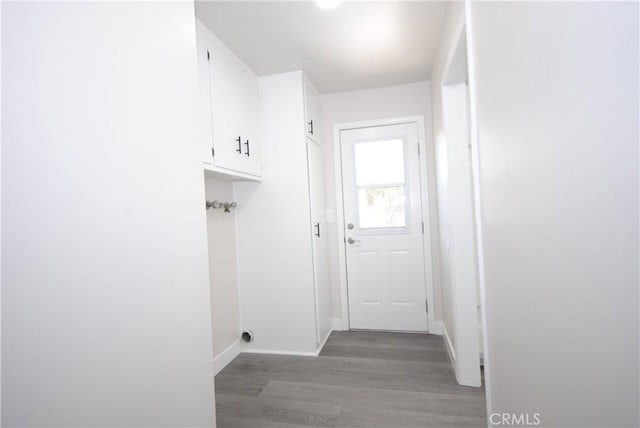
303;79;322;145
196;19;262;180
196;20;215;166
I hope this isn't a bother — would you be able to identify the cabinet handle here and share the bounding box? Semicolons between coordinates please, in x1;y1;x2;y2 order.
308;120;314;135
244;139;250;157
314;222;320;238
211;147;215;158
236;136;242;154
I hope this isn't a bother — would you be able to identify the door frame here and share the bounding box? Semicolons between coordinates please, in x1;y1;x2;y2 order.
332;116;437;333
439;11;489;392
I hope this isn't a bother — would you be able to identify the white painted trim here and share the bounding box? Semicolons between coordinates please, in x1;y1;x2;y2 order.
331;317;348;331
333;124;351;333
241;328;334;359
441;81;481;388
332;115;437;334
440;321;457;374
204;164;262;182
334;116;425;133
317;328;333;353
415;117;438;334
242;349;319;357
429;320;443;336
464;0;493;420
213;339;242;376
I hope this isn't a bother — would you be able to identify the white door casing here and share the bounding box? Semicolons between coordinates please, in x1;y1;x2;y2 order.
341;123;428;332
439;24;482;387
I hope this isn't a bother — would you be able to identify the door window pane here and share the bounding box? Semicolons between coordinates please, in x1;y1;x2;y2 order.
355;140;404;186
358;186;406;228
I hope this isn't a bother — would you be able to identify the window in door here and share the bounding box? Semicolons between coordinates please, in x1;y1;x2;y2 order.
353;139;408;231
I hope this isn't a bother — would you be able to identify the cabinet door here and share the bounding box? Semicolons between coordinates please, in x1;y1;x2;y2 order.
303;80;322;145
234;67;261;177
195;20;262;179
209;34;245;173
208;29;262;177
307;139;331;347
195;20;214;165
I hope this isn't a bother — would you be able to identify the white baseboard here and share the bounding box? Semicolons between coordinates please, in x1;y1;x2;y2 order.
242;348;319;357
441;321;457;376
213;339;241;376
317;328;332;354
242;328;334;358
331;317;348;331
429;320;443;335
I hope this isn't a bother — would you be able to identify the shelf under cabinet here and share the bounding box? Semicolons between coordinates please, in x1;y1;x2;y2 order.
203;164;263;182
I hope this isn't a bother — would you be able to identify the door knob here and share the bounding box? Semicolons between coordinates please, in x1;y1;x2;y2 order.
347;237;360;244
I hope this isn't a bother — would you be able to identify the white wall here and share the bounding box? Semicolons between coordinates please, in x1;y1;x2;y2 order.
204;178;240;357
430;2;482;387
467;2;639;426
2;3;215;426
430;0;466;357
320;82;441;325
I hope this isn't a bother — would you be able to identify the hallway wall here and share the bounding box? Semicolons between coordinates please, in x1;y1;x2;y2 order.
429;0;466;356
1;2;216;426
468;2;639;426
205;177;241;358
320;82;441;326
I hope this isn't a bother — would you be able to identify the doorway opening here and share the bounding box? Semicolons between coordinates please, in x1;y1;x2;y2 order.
333;117;435;334
438;24;483;387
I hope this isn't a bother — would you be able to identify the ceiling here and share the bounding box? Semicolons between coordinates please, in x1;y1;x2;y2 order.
195;1;448;94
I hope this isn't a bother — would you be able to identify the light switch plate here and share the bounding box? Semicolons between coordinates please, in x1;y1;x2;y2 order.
325;209;335;223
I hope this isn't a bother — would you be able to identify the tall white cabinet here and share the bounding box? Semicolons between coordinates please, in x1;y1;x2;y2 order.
303;80;322;144
234;71;332;354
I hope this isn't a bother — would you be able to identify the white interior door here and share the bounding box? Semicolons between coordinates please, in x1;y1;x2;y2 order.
341;123;428;332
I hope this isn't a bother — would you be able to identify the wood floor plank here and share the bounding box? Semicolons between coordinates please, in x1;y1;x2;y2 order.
328;331;445;350
335;406;487;428
214;370;270;397
216;393;340;427
219;360;479;397
319;343;449;363
227;353;454;379
215;332;486;427
260;381;487;418
216;413;320;428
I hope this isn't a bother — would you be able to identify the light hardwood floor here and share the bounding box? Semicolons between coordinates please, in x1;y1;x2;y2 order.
215;331;486;427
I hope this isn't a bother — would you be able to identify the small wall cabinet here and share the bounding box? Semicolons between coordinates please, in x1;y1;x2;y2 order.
195;19;262;180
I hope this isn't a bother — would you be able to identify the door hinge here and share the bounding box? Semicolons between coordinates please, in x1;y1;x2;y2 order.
421;221;425;234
